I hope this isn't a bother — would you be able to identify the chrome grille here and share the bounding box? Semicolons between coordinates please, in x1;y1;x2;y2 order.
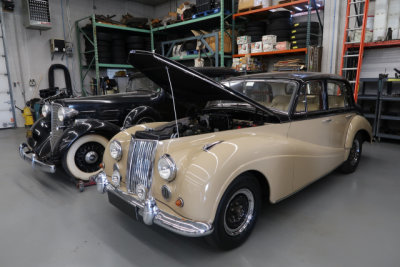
126;137;158;194
50;103;64;152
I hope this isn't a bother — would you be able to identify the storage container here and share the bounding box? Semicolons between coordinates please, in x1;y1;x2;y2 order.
387;0;400;39
373;0;389;41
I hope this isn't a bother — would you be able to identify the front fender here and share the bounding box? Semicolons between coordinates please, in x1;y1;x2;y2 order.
57;119;121;155
122;106;161;129
152;128;294;224
28;117;52;158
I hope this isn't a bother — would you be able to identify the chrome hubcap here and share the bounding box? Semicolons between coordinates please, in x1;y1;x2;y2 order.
350;139;360;166
223;188;254;236
85;151;99;164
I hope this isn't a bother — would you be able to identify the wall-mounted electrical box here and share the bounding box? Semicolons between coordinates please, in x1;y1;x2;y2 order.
50;39;65;53
23;0;51;30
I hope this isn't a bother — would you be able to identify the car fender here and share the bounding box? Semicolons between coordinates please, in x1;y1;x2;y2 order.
122;106;162;129
344;115;372;157
153;131;295;224
57;119;121;155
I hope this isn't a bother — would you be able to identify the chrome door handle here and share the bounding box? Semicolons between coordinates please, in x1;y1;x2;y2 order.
322;118;332;123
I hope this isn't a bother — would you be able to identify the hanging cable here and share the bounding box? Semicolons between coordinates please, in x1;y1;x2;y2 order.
312;0;323;33
165;66;179;138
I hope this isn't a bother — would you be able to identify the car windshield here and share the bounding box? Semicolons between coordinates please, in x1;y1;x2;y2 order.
221;79;298;113
126;75;160;94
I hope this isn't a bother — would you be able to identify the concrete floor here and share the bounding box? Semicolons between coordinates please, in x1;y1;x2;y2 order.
0;127;399;267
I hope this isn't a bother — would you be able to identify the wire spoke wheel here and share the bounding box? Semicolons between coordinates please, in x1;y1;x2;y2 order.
223;188;255;236
349;138;361;166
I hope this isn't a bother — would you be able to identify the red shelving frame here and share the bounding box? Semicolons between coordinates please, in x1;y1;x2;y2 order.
234;0;310;18
346;39;400;49
233;48;307;58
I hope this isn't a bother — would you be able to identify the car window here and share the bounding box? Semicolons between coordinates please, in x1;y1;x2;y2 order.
126;76;160;94
326;81;350;109
222;80;297;113
295;81;324;113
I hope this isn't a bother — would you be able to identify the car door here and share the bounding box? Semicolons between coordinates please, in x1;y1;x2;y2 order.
325;80;355;149
288;80;343;191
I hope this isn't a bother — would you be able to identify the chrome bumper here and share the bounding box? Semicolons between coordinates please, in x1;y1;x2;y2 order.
96;172;213;237
19;143;56;174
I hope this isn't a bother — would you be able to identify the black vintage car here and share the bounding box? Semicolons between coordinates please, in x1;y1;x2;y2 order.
19;68;238;182
18;80;186;181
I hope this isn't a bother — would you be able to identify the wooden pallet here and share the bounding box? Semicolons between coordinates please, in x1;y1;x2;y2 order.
238;5;262;13
192;8;221;19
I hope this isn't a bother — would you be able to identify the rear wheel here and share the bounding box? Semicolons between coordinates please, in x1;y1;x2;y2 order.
62;134;108;181
340;133;363;173
208;174;261;250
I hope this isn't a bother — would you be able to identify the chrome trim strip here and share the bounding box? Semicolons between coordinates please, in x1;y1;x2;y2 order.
19;143;56;173
105;183;213;237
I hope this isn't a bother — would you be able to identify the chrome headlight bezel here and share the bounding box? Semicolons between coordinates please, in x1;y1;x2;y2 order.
157;154;177;182
109;140;122;161
41;103;51;118
57;106;79;122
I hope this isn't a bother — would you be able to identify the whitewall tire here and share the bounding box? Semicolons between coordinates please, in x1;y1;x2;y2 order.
62;134;108;181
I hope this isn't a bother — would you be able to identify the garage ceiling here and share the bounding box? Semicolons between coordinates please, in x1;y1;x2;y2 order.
129;0;172;6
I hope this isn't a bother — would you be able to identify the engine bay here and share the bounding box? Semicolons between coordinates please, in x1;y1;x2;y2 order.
134;110;265;141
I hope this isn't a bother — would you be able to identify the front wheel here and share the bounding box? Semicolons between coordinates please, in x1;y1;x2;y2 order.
62;134;108;181
340;133;363;174
208;174;261;250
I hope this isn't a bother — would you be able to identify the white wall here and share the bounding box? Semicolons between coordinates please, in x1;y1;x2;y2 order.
3;0;154;127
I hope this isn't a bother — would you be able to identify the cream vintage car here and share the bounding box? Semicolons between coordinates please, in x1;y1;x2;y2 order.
95;51;372;250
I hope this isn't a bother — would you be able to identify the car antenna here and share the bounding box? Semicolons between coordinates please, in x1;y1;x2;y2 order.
165;66;179;138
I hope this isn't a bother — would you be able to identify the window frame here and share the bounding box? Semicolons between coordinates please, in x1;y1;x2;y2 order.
291;79;329;119
325;79;353;112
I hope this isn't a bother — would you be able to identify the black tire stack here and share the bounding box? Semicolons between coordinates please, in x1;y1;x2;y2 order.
246;21;266;42
291;22;320;48
126;35;145;55
111;33;127;64
266;11;292;42
84;31;113;64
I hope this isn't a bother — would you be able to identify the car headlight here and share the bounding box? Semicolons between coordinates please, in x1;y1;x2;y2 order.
110;140;122;161
158;154;176;181
41;104;51;117
57;107;78;122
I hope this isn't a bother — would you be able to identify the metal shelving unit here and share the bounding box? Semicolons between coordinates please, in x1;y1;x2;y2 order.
75;14;151;95
152;1;234;67
232;0;325;65
358;77;400;140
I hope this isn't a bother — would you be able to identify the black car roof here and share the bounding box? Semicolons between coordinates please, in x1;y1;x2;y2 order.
226;72;347;82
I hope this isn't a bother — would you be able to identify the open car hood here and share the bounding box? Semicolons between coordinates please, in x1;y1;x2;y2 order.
128;50;278;119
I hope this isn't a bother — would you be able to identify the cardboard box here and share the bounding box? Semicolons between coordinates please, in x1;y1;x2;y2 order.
275;41;291;51
205;30;233;53
238;0;255;11
263;43;274;52
238;43;251;54
251;42;263;53
262;35;277;44
237;35;252;44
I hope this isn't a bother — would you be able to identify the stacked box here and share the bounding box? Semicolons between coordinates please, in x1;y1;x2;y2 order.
238;43;251;54
232;56;263;72
275;41;291;51
262;35;277;44
263;43;274;52
237;36;251;44
251;42;263;53
262;35;276;52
